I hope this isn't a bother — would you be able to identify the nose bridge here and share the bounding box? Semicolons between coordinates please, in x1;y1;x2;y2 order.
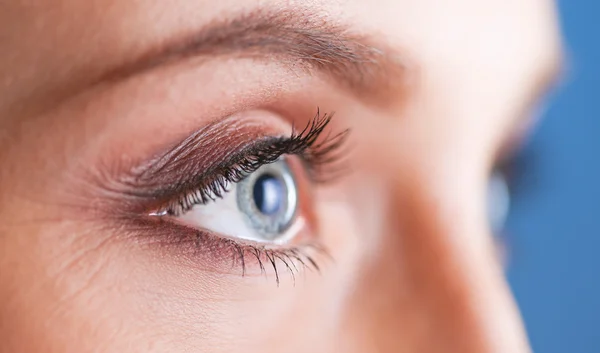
340;127;530;352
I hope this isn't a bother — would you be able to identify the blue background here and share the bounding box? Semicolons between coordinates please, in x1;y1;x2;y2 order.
507;1;600;352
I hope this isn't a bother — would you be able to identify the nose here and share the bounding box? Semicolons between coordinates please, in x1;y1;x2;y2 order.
338;124;531;353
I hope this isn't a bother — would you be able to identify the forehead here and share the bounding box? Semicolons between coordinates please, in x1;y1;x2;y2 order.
0;0;561;138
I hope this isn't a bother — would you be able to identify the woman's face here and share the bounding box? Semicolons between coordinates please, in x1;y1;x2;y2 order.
0;1;561;352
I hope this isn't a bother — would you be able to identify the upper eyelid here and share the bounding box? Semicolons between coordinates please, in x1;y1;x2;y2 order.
145;137;285;203
137;119;262;179
113;110;345;213
120;119;281;197
129;109;330;186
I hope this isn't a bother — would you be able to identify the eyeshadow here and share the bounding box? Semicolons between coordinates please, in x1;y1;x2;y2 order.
111;110;344;216
117;118;285;203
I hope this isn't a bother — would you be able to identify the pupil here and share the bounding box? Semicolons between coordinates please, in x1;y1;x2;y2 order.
253;174;284;215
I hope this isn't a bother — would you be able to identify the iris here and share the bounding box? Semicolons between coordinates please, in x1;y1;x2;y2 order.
237;158;298;241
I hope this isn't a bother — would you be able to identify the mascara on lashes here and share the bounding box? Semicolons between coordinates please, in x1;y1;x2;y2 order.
126;110;348;214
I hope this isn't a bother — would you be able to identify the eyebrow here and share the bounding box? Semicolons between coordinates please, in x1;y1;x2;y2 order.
97;9;408;105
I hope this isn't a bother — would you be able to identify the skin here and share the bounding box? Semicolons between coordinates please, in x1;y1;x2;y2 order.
0;0;562;352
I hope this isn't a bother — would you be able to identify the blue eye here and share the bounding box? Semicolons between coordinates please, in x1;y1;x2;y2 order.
237;158;298;241
253;174;284;216
488;170;510;235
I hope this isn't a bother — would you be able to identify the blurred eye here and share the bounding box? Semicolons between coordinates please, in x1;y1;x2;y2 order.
487;169;511;235
177;157;304;244
487;145;534;236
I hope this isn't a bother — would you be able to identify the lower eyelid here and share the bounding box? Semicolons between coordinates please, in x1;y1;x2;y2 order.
124;215;327;283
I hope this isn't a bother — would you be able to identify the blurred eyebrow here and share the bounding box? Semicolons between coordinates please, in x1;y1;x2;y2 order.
98;9;408;104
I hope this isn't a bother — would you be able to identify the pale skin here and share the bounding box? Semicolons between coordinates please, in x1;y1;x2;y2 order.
0;1;562;352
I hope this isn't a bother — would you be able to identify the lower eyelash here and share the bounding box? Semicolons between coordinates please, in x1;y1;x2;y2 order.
130;217;329;285
213;233;327;286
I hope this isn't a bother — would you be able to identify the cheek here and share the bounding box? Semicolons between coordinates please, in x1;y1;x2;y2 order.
0;223;243;352
125;246;328;351
0;225;157;352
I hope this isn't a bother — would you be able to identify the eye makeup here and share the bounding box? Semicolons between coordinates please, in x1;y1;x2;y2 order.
111;109;347;284
156;112;346;215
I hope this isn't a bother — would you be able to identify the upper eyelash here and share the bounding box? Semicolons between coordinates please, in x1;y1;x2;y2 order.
159;109;348;216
